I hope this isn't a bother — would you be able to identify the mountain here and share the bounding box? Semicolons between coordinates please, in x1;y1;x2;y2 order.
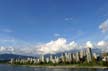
0;48;102;61
0;54;36;60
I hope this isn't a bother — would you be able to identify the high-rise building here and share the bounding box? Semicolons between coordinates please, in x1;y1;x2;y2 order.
46;57;50;63
68;53;72;63
54;56;59;63
61;53;65;63
65;53;68;62
50;55;54;62
76;52;80;62
10;58;14;64
86;47;92;63
40;55;45;62
72;53;76;62
93;53;97;59
80;50;84;59
65;53;71;62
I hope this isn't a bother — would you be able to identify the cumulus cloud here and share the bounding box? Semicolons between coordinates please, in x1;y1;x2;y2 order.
97;41;108;47
35;38;78;55
0;46;15;53
97;41;105;47
0;38;108;55
97;41;108;52
0;45;37;55
85;41;93;48
0;46;6;51
99;19;108;33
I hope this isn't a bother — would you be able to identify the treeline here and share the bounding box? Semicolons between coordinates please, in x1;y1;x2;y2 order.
0;60;10;63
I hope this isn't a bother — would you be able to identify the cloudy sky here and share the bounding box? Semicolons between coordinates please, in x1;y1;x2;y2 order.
0;0;108;56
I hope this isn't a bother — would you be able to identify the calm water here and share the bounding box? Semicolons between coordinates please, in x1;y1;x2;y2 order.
0;64;108;71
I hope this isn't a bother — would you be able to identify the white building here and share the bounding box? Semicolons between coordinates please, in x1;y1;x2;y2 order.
86;47;92;63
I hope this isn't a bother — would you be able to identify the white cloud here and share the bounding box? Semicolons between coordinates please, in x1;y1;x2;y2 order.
97;41;108;52
99;19;108;33
97;41;108;47
85;41;93;48
36;38;78;55
0;37;108;55
0;46;15;53
0;46;6;51
97;41;105;47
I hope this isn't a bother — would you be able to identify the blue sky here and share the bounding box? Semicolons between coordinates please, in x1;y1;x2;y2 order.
0;0;108;55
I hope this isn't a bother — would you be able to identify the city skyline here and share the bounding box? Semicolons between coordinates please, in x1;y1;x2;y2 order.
0;0;108;56
10;47;94;64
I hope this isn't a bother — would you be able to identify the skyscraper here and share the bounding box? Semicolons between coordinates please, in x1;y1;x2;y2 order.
86;47;92;63
76;52;80;62
40;55;45;62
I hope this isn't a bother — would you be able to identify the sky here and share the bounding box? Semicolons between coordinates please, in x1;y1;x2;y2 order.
0;0;108;56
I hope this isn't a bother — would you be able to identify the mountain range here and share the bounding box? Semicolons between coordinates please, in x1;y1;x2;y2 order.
0;54;36;61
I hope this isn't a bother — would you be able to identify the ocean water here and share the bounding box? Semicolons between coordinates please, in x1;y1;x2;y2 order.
0;64;108;71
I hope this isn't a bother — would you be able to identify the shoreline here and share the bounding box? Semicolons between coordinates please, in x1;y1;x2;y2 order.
9;64;108;69
0;63;108;69
29;65;108;69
